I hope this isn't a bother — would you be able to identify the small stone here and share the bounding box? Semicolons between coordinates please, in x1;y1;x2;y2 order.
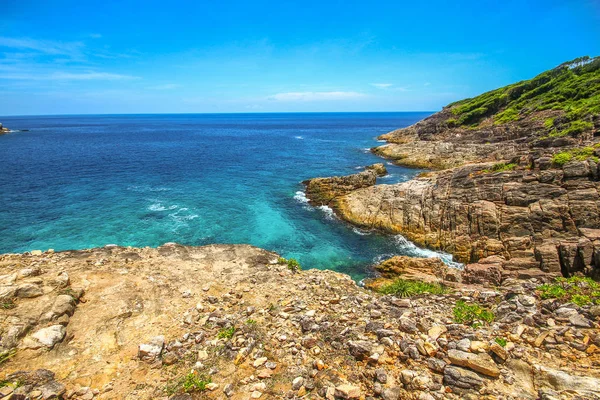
31;250;43;255
138;336;165;361
30;325;66;348
428;325;447;340
490;343;508;361
569;313;593;328
206;382;219;391
334;384;361;399
292;377;304;390
198;350;209;360
253;357;268;367
223;383;234;397
251;390;262;398
265;361;277;369
16;283;43;298
447;349;500;377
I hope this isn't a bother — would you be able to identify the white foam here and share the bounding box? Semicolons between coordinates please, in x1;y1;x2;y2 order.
148;203;178;212
293;191;309;204
352;227;371;236
393;234;464;269
317;205;336;220
294;135;304;140
377;140;387;143
361;148;371;153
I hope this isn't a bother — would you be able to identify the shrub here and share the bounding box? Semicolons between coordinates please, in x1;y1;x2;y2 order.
495;337;507;347
166;372;211;395
544;117;555;129
286;258;302;273
1;299;16;310
483;162;517;173
562;120;593;136
552;152;572;166
453;300;495;326
217;326;235;339
537;276;600;305
378;279;447;297
494;107;519;124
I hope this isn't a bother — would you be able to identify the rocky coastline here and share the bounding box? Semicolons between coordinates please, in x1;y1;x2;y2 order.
1;244;599;399
303;57;600;287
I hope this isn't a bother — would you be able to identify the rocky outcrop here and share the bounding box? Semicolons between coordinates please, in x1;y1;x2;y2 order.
1;246;599;399
325;153;600;283
0;122;10;135
303;164;384;207
363;256;462;291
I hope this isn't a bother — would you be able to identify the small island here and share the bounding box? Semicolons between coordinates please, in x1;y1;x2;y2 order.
0;123;10;135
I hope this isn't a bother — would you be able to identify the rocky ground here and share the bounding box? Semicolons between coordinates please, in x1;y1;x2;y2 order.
1;245;599;399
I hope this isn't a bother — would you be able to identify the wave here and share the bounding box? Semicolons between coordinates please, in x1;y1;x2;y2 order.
293;191;309;204
352;227;371;236
128;185;171;193
377;139;387;143
317;205;336;220
361;148;371;153
393;234;464;269
294;136;304;140
148;203;178;212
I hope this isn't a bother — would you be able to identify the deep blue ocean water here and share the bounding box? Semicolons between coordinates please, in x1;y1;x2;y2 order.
0;112;460;280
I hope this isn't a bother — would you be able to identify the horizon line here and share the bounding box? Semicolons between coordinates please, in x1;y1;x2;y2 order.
0;110;437;118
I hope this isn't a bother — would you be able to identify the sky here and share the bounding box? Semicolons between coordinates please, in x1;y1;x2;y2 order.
1;0;599;115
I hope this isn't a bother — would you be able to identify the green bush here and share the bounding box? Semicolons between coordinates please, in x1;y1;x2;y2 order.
552;152;572;166
217;326;235;339
537;276;600;305
166;372;211;395
286;258;301;273
483;162;517;173
378;279;447;297
453;300;495;326
494;337;507;347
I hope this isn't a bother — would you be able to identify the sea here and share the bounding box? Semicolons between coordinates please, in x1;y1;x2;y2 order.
0;112;461;281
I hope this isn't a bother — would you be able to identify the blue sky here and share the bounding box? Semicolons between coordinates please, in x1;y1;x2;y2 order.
1;0;599;115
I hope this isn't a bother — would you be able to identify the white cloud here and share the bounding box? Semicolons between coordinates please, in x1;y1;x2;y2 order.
0;36;84;58
269;91;365;102
147;83;181;90
0;71;140;81
371;83;393;89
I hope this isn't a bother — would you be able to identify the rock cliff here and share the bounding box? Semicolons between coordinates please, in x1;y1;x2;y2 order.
304;56;600;285
1;245;599;399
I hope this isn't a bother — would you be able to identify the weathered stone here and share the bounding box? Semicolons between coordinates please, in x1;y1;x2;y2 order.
334;384;361;399
447;349;500;377
29;325;66;348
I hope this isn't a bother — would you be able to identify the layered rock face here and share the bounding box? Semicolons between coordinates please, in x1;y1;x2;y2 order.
331;156;600;283
303;164;386;207
304;59;600;285
1;246;599;399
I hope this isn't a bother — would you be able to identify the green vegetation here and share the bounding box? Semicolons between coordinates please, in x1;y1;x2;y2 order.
165;372;211;395
447;56;599;135
494;337;507;347
245;319;257;325
278;256;302;273
1;299;16;310
217;326;235;339
537;276;600;306
552;146;599;166
453;300;495;327
377;278;447;297
0;349;16;365
483;162;517;173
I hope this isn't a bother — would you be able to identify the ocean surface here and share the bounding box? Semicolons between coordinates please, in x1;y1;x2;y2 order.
0;112;461;280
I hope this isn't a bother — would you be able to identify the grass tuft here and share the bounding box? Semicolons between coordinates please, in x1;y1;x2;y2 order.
378;278;447;297
453;300;495;327
537;276;600;306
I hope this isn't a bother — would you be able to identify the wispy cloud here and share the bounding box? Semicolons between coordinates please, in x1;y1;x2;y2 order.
269;91;365;101
371;83;393;89
0;36;85;59
0;71;140;81
147;83;181;90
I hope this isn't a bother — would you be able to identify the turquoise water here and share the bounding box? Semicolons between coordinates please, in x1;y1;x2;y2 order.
0;113;459;280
